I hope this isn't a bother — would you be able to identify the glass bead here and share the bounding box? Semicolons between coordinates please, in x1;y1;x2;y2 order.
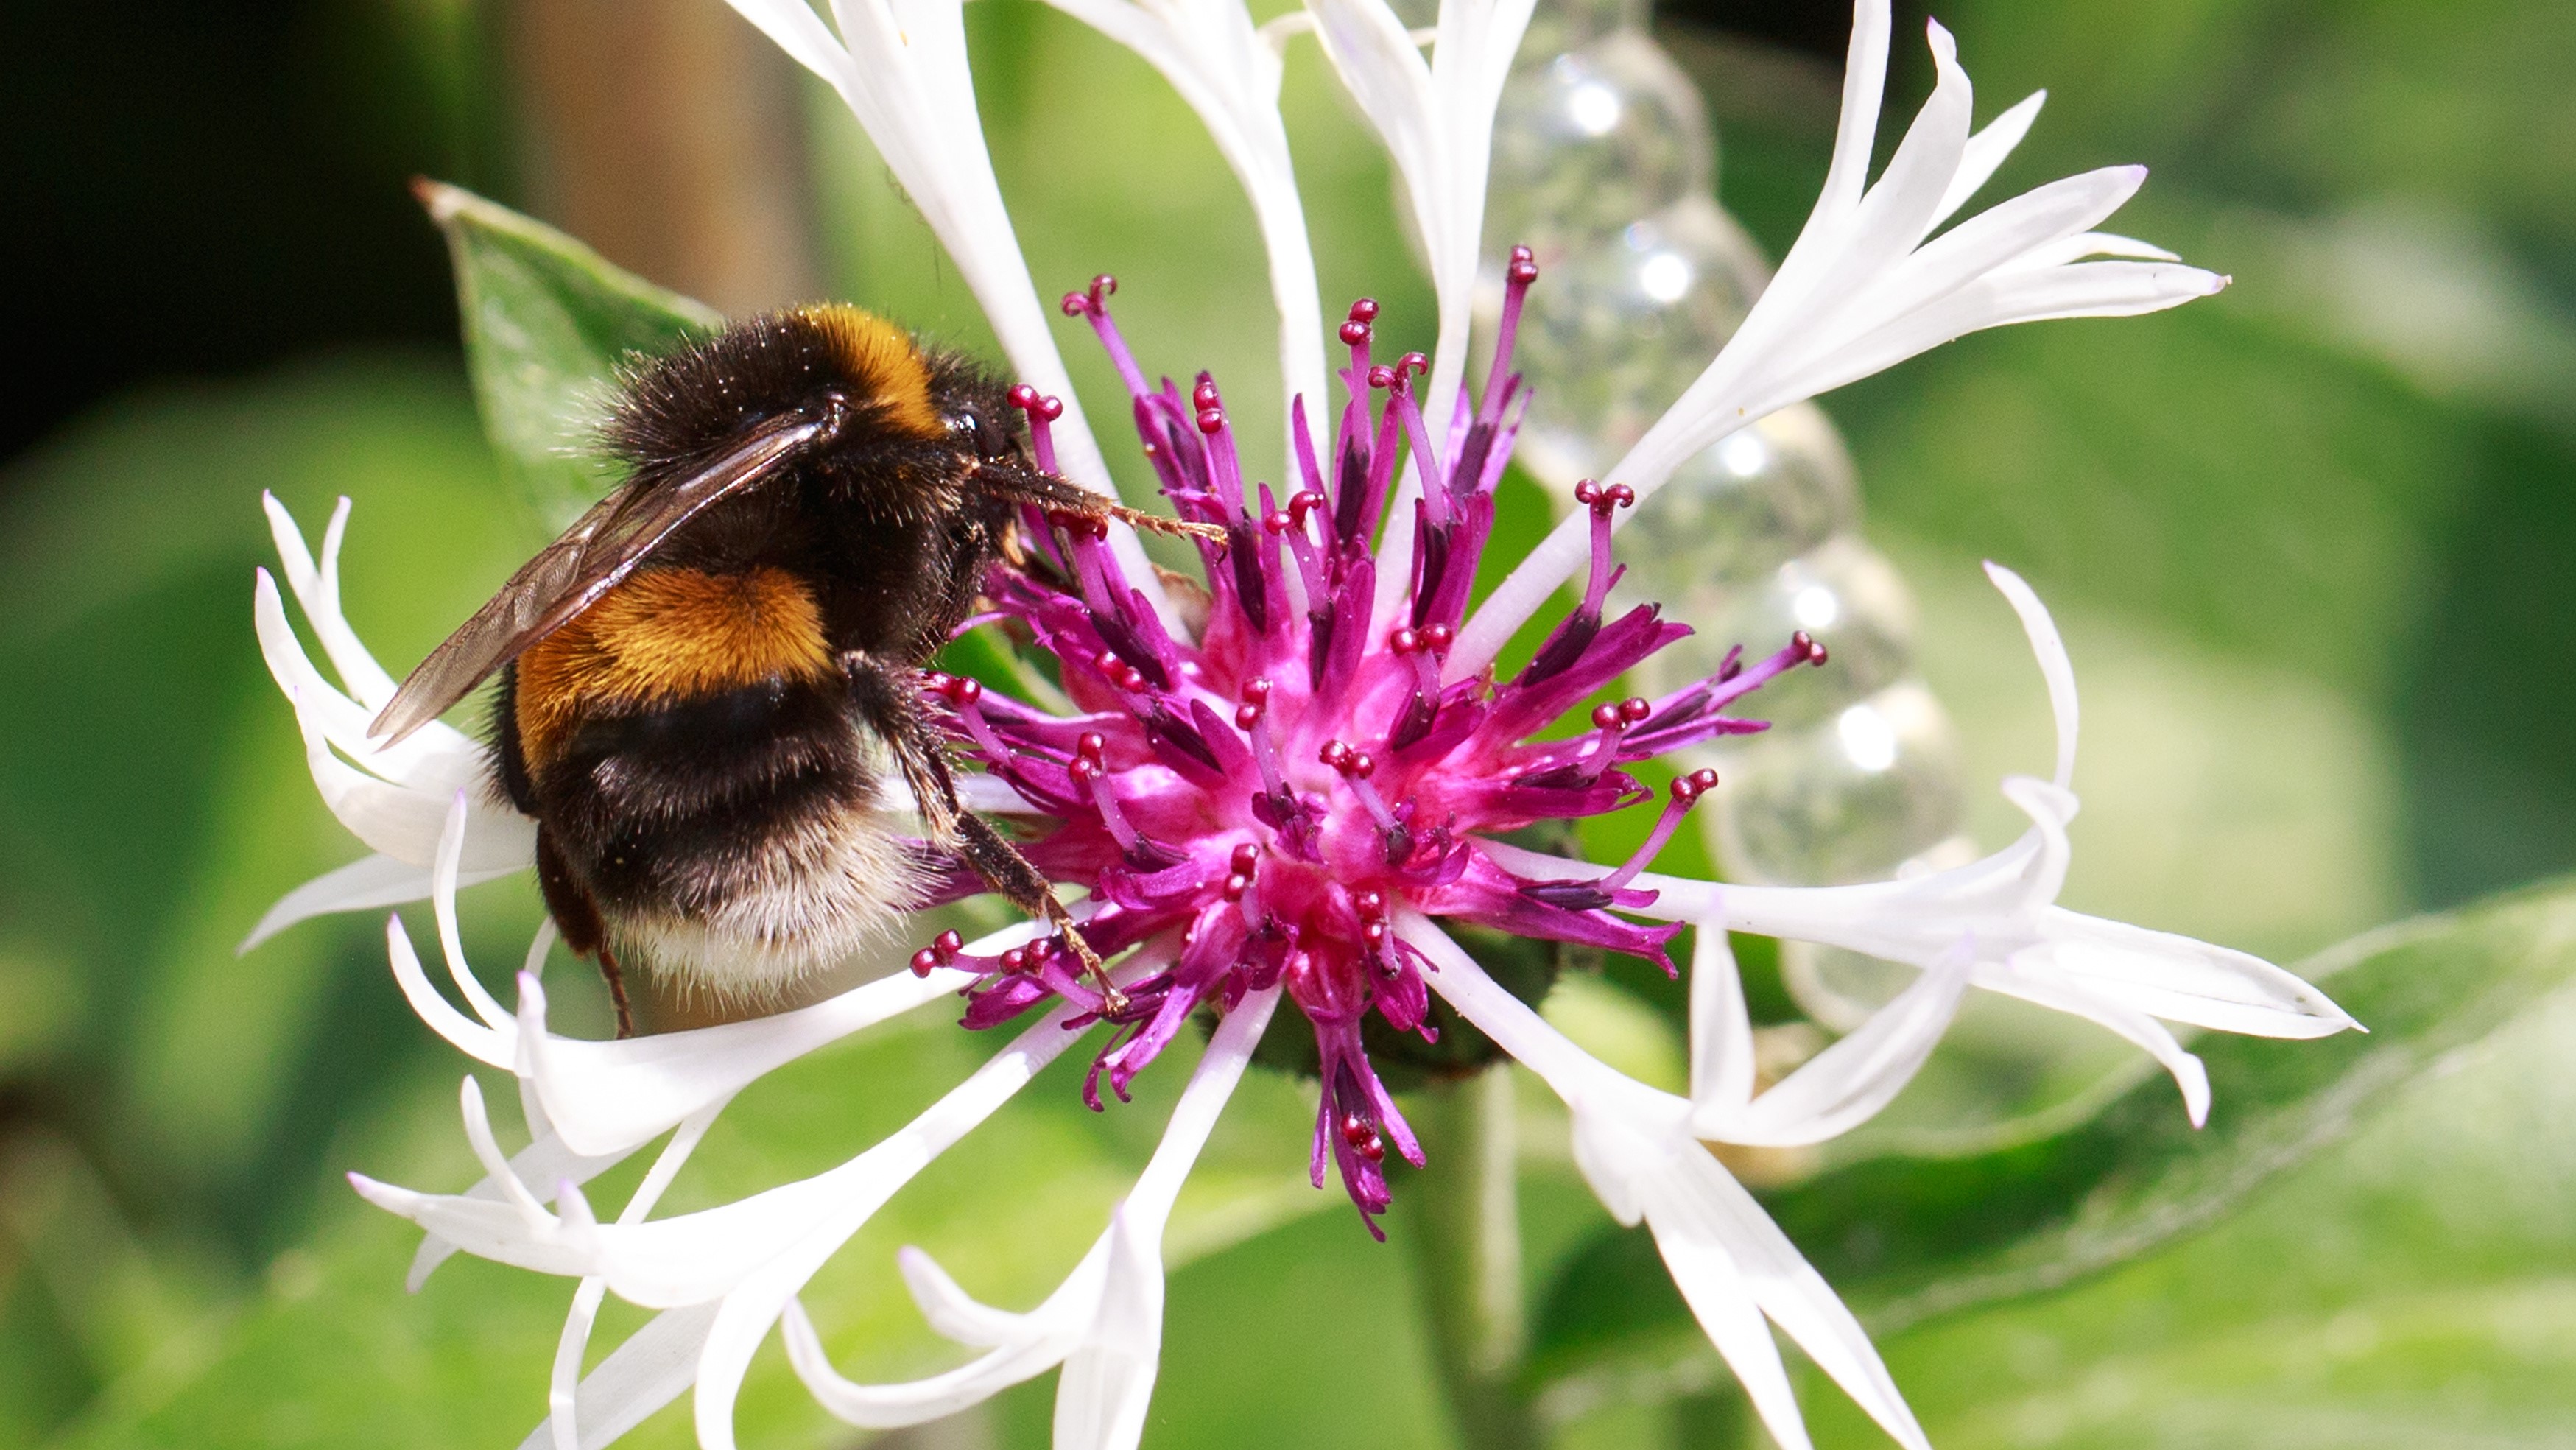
1605;401;1861;643
1486;31;1714;257
1633;532;1912;725
1509;195;1767;479
1709;678;1966;887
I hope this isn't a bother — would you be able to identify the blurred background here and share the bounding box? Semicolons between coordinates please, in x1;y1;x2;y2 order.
4;0;2573;1446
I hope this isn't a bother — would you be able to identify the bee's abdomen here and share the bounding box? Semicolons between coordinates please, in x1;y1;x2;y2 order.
513;566;925;997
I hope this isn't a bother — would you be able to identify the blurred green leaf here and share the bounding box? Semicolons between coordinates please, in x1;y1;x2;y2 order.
418;180;721;531
1527;879;2576;1404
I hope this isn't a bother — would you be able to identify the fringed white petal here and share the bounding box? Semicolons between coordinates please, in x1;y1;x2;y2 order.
1404;915;1926;1450
1477;566;2356;1130
1041;0;1326;477
1451;1;2225;678
1303;0;1534;623
515;1303;720;1450
1692;939;1971;1148
355;997;1095;1314
784;987;1278;1449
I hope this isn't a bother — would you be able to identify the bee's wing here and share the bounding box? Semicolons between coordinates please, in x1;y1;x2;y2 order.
366;412;831;745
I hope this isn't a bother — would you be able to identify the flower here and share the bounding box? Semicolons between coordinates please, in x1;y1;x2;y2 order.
244;1;2362;1447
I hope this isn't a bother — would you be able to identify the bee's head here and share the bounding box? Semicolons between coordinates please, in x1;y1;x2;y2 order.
930;365;1025;465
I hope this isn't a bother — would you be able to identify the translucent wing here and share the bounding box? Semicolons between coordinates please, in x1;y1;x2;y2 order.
367;412;831;745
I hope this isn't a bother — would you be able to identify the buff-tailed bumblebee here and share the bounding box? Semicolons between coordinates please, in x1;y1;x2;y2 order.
368;305;1207;1035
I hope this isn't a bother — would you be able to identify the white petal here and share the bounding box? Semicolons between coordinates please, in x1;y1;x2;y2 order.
728;0;1180;634
515;915;1049;1158
515;1303;720;1450
253;568;481;794
261;493;400;709
786;988;1277;1443
2030;909;2360;1038
408;1125;624;1291
241;853;457;954
1664;1144;1931;1450
1448;9;2214;680
387;914;513;1069
1688;918;1756;1113
1040;0;1326;479
1696;946;1970;1147
1412;912;1925;1449
1977;956;2212;1125
1984;561;2079;789
897;1244;1035;1349
1934;89;2046;225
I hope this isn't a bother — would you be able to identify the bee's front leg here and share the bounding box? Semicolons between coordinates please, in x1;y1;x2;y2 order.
841;651;1125;1013
965;460;1228;546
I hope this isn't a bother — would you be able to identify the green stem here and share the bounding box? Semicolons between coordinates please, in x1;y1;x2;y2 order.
1406;1065;1541;1450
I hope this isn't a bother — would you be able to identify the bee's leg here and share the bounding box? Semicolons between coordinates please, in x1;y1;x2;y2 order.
968;462;1228;546
536;827;636;1038
843;650;1125;1013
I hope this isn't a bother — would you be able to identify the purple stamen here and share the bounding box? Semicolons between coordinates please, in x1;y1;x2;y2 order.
1006;384;1066;474
1478;247;1540;429
1062;275;1150;402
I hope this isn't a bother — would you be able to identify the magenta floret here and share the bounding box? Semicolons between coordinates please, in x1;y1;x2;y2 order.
918;258;1822;1225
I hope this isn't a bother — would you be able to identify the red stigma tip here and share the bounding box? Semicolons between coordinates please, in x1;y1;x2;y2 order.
935;929;963;957
1196;407;1225;434
1390;627;1420;655
1348;751;1376;779
1192;379;1220;409
1001;946;1028;971
1289;489;1326;523
1359;1137;1385;1163
1591;703;1622;730
1398;351;1427;375
1039;395;1064;421
1264;509;1292;535
1235;703;1264;729
1509;244;1535;264
1619;696;1651;723
1362;920;1387;946
1573;480;1599;504
1353;888;1384;918
1091;274;1117;298
1318;740;1351;767
1348;298;1379;323
1007;383;1038;408
1365;365;1396;390
909;949;937;976
1222;873;1250;901
1341;1115;1370;1147
1423;623;1452;650
1077;731;1107;758
1339;319;1371;345
1607;484;1636;507
1231;842;1261;873
1069;757;1098;784
954;678;982;703
1242;678;1273;703
1060;292;1088;317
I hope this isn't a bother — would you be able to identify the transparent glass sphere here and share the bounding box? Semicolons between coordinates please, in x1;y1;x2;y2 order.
1487;31;1714;256
1711;678;1966;887
1510;195;1767;476
1635;532;1912;725
1514;0;1650;63
1605;402;1861;638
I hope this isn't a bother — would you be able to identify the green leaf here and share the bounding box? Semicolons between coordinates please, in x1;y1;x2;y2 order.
1528;879;2576;1409
417;180;722;532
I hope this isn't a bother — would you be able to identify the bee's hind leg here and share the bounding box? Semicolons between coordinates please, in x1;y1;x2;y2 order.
843;652;1125;1013
537;827;636;1038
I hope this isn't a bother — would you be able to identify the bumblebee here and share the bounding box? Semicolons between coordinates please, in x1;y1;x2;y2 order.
369;305;1200;1035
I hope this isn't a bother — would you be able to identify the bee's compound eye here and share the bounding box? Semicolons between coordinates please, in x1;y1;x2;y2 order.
951;408;1012;461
